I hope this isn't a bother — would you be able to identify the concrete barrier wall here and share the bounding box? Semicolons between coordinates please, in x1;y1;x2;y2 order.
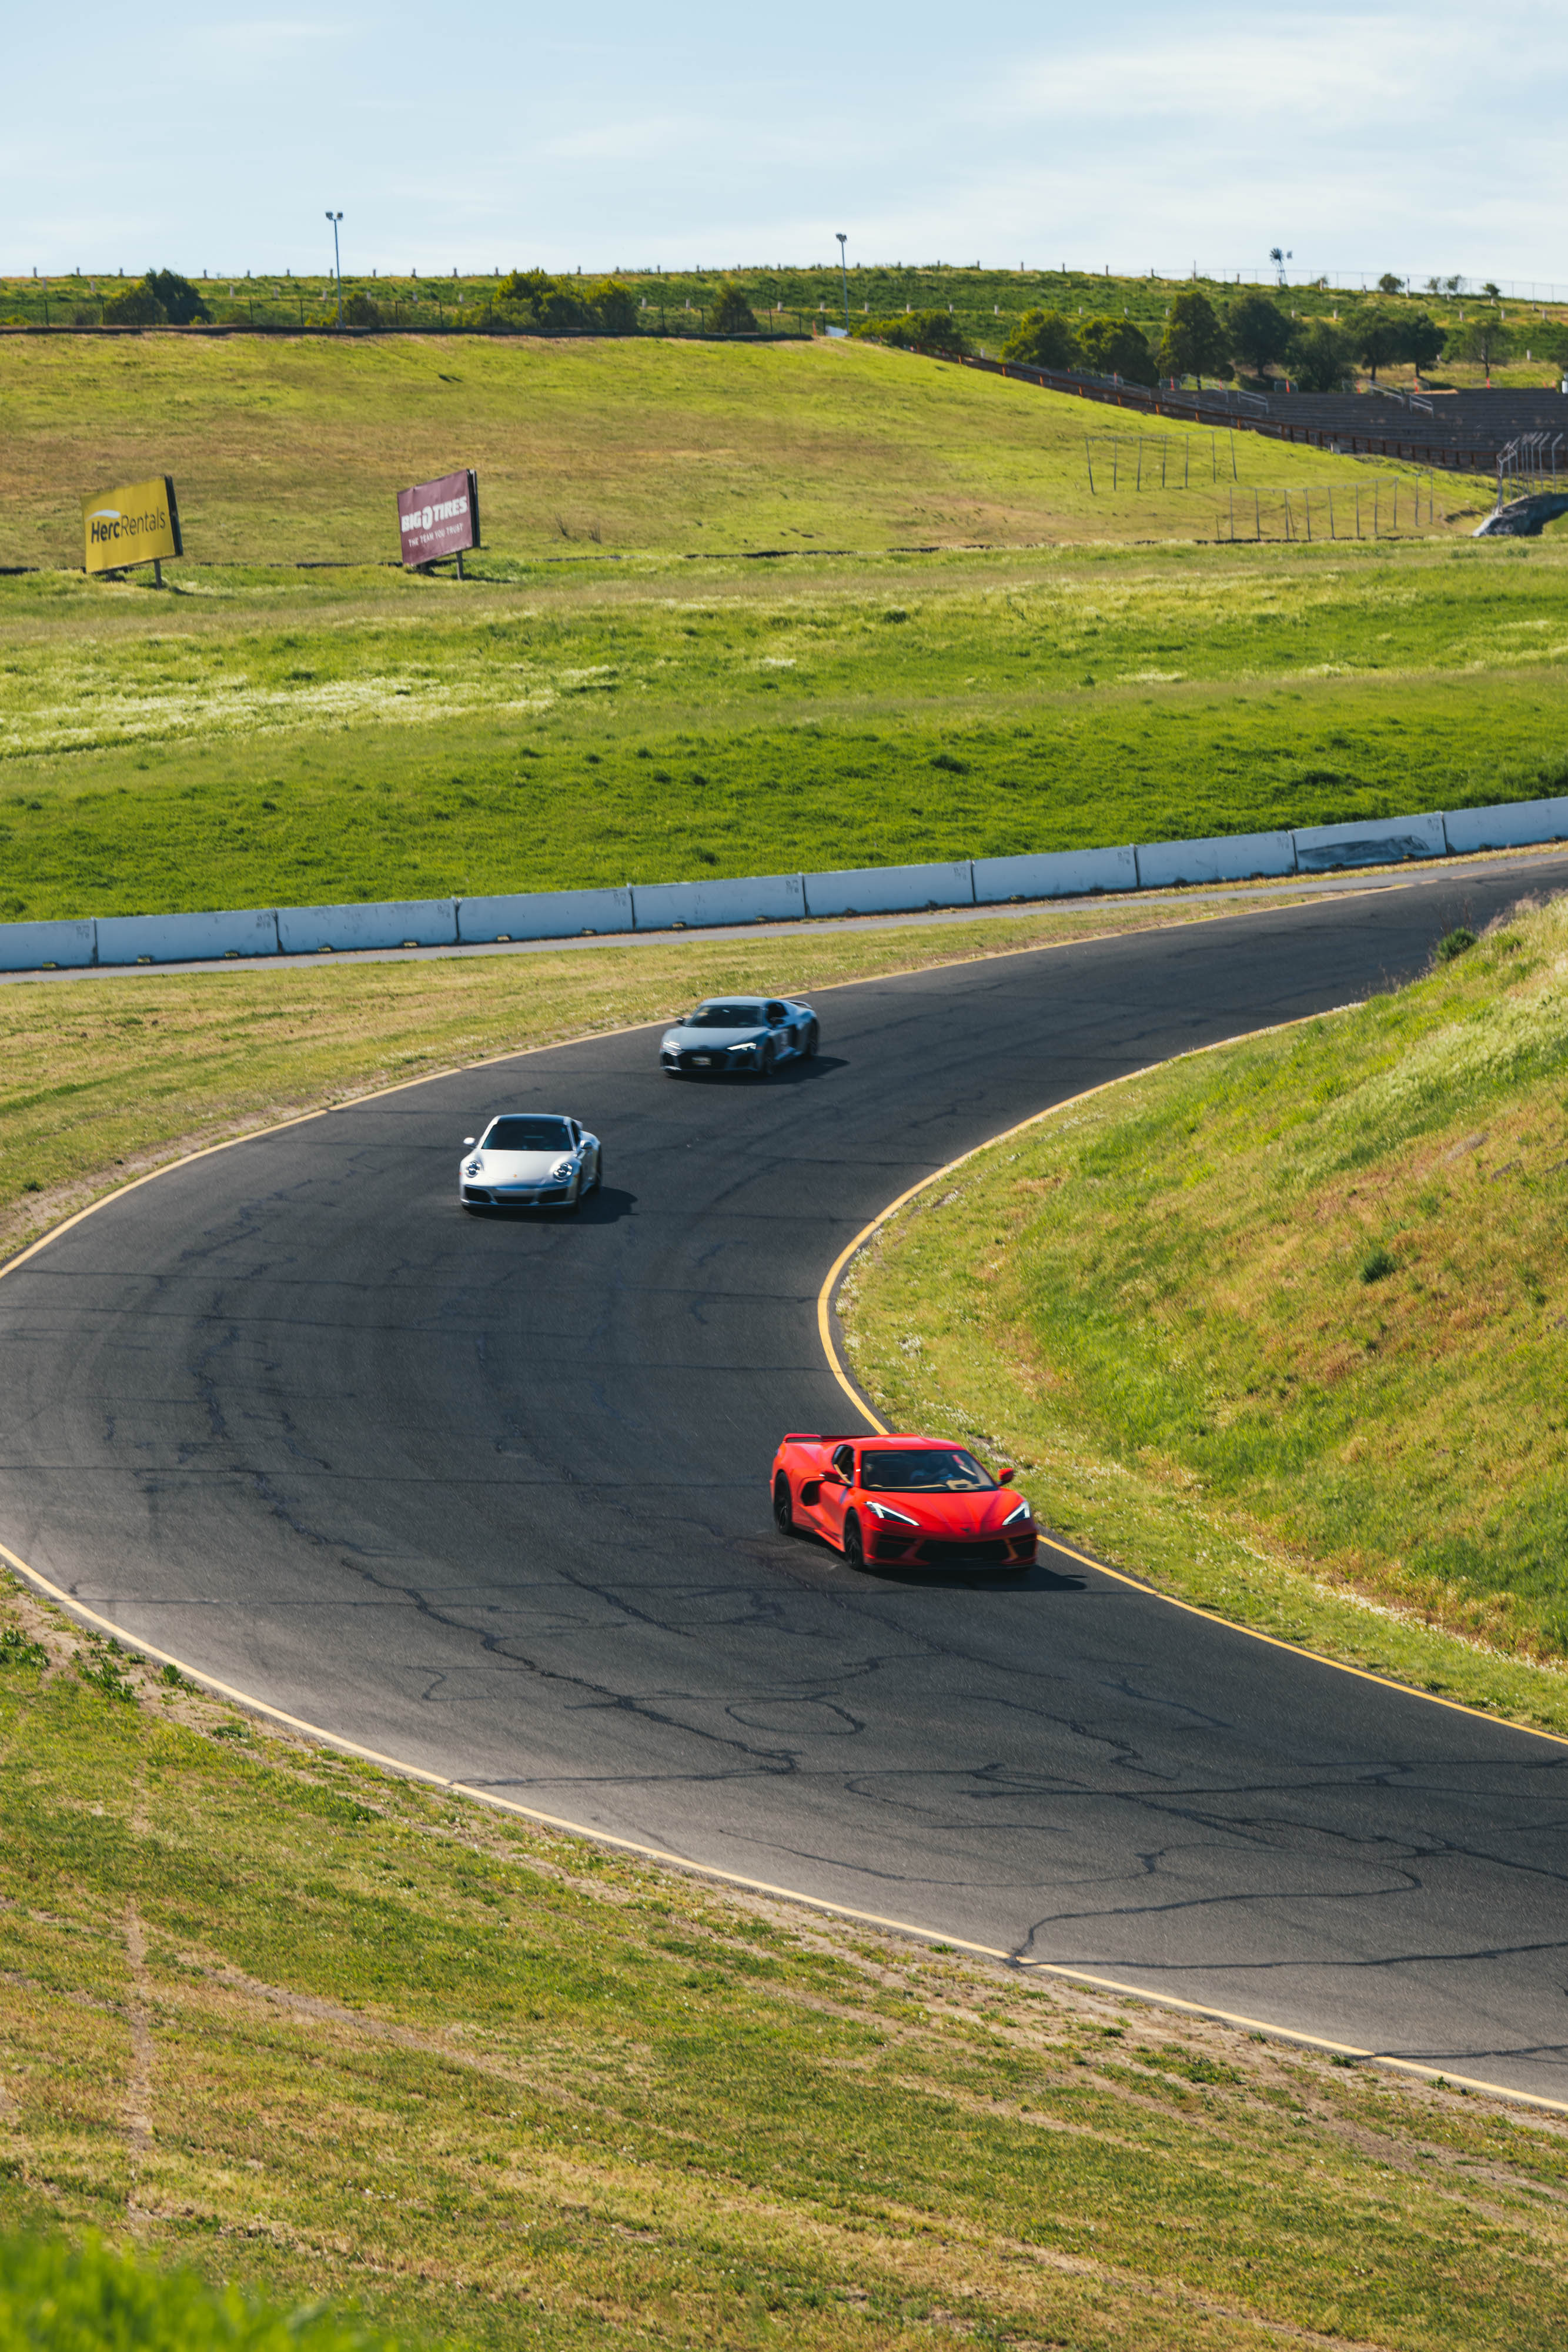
96;908;281;966
974;846;1137;903
457;887;634;943
630;873;807;930
1442;796;1568;854
9;794;1568;978
1291;813;1447;872
0;918;97;972
803;860;974;918
1136;830;1297;889
276;898;457;955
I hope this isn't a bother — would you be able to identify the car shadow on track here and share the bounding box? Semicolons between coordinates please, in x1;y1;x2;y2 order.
772;1528;1085;1592
462;1186;637;1224
670;1056;849;1085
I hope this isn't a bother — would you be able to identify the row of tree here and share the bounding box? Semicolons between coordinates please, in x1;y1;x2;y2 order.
78;267;770;339
856;288;1559;390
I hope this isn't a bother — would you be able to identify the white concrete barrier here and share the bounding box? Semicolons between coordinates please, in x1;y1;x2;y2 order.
0;918;98;973
630;873;806;930
973;846;1137;903
457;887;634;943
1442;796;1568;854
1135;830;1297;888
802;860;974;918
1292;813;1447;872
96;908;280;966
276;898;457;955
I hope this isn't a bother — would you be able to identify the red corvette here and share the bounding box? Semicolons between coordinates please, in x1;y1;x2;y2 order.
771;1432;1037;1572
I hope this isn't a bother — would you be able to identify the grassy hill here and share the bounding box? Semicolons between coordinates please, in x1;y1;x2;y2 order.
5;258;1564;395
842;888;1568;1718
0;332;1562;925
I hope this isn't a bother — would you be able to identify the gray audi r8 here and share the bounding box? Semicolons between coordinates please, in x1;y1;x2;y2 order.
660;996;819;1078
459;1113;602;1211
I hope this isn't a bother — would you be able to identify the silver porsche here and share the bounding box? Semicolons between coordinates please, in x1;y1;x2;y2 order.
459;1113;603;1212
660;996;819;1078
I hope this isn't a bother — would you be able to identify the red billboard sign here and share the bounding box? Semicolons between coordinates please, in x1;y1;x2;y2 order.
397;469;480;567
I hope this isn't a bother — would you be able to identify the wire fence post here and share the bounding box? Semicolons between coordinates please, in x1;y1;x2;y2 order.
1329;488;1335;540
1255;489;1262;539
1085;436;1095;494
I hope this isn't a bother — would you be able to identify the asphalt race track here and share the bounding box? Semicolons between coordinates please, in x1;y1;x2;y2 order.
5;864;1568;2103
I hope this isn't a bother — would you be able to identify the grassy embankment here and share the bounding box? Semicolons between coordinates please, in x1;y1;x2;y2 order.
1;329;1561;922
0;893;1312;1263
840;888;1568;1736
4;259;1563;392
4;1581;1568;2352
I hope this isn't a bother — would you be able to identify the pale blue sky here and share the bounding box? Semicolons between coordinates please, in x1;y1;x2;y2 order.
8;3;1565;288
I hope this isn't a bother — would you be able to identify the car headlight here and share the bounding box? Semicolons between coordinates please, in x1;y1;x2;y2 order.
865;1499;919;1526
1002;1498;1032;1527
465;1161;482;1177
550;1158;575;1182
728;1040;758;1054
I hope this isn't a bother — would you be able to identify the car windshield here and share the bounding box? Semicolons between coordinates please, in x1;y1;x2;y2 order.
483;1117;571;1151
861;1448;994;1491
685;1003;764;1028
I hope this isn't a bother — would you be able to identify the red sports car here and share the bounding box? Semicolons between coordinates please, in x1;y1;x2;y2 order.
771;1432;1037;1572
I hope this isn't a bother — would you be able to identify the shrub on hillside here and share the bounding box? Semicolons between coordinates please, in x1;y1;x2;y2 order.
854;308;971;356
1154;289;1229;386
102;281;166;327
340;289;384;328
145;269;212;325
1077;316;1157;386
489;269;638;335
711;281;760;335
1000;306;1080;369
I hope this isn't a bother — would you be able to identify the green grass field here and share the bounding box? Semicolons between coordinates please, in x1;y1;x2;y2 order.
0;332;1560;926
5;1580;1567;2352
842;887;1568;1722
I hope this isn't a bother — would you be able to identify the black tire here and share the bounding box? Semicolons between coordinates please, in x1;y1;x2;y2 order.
566;1173;583;1215
842;1514;866;1572
756;1042;775;1081
801;1020;818;1060
591;1151;604;1194
773;1473;796;1536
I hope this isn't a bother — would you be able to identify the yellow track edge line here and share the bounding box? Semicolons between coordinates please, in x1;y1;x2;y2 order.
3;1532;1563;2120
817;1001;1568;1754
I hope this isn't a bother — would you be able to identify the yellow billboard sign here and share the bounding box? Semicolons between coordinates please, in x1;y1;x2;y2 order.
81;477;183;574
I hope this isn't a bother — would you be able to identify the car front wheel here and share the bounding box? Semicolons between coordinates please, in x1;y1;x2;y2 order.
842;1514;865;1572
801;1020;818;1059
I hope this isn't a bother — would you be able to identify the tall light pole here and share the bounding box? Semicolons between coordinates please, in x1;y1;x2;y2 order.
836;232;850;329
325;210;343;327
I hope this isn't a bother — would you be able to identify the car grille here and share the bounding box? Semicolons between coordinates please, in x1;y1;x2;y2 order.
463;1184;569;1205
916;1538;1009;1567
677;1048;743;1070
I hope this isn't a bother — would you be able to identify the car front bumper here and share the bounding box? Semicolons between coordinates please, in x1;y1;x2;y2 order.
870;1531;1037;1568
462;1183;573;1206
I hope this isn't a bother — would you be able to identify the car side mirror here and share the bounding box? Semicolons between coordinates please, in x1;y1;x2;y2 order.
464;1137;476;1148
998;1465;1015;1485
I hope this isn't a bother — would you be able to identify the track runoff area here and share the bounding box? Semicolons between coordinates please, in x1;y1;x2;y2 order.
4;863;1568;2109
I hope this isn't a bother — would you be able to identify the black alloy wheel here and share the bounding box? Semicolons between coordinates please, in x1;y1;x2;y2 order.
591;1151;604;1192
842;1514;865;1572
756;1041;775;1081
802;1020;818;1058
773;1473;797;1536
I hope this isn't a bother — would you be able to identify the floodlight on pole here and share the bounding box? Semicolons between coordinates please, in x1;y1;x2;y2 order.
325;210;343;327
836;233;850;330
